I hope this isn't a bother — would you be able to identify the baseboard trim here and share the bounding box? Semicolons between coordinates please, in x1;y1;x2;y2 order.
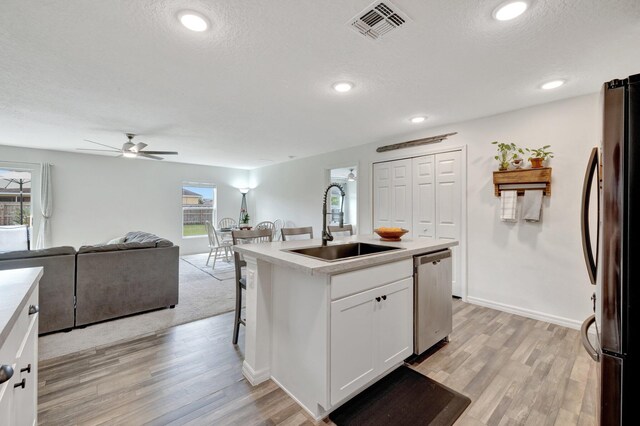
270;376;325;422
242;361;270;385
466;296;582;330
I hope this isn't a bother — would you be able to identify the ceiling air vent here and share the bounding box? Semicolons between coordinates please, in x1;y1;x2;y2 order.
348;1;410;40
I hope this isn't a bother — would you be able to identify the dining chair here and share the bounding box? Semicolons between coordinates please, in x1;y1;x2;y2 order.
328;224;354;237
231;228;273;344
205;221;233;270
254;221;275;238
272;219;285;241
218;217;237;229
281;226;313;241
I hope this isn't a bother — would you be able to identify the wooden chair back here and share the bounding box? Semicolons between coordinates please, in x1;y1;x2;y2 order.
327;224;354;236
231;228;273;282
281;226;313;241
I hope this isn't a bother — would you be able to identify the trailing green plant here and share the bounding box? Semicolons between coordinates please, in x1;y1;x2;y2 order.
526;145;554;161
491;141;524;170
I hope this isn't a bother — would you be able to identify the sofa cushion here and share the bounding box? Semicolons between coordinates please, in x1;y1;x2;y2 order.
77;241;156;254
125;231;173;247
0;246;76;260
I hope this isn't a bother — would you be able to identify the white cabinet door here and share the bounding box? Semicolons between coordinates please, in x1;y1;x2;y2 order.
435;151;462;297
375;278;413;372
373;162;392;230
412;155;436;238
330;289;378;405
390;159;413;236
0;372;14;426
12;316;37;426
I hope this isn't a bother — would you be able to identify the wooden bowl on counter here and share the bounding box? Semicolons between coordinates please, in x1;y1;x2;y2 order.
373;227;409;242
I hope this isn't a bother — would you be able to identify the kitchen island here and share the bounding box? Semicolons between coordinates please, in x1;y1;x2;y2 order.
233;235;457;419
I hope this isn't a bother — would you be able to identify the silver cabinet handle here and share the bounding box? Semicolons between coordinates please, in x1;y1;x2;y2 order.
580;314;599;362
28;304;39;315
0;365;14;384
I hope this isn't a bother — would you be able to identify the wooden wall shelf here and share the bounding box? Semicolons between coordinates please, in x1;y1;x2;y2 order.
493;167;552;197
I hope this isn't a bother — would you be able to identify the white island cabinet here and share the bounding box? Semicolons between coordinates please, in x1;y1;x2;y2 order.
234;235;457;420
0;267;42;426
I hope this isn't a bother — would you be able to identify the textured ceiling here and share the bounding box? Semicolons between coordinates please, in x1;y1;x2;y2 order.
1;0;639;169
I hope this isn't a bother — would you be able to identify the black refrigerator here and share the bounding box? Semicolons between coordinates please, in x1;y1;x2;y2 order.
581;74;639;425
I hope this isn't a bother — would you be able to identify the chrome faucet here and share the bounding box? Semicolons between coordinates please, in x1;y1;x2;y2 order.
322;183;346;247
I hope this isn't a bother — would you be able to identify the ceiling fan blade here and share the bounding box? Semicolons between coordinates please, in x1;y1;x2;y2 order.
140;151;178;155
138;153;164;160
77;148;120;152
84;139;121;150
134;142;148;152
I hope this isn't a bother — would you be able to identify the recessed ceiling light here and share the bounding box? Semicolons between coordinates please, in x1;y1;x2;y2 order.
410;116;427;123
541;80;566;90
178;11;209;32
332;82;354;93
493;1;528;21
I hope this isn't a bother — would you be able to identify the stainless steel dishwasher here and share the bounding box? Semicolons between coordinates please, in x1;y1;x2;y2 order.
414;249;453;355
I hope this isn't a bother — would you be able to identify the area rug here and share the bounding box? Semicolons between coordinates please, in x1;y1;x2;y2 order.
38;255;238;360
329;366;471;426
181;252;236;281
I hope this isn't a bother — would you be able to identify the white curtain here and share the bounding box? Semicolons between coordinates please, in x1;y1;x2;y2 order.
35;163;52;249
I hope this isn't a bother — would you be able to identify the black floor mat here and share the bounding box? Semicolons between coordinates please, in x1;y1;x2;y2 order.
329;366;471;426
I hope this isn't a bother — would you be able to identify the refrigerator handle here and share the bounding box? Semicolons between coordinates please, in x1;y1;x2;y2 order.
581;147;600;285
580;314;599;362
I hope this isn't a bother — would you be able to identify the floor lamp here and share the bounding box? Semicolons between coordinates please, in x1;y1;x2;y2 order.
239;188;249;224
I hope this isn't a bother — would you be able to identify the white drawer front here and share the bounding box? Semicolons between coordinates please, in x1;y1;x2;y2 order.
330;259;412;300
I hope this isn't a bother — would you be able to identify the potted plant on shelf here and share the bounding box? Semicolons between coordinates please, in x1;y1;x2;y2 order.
491;141;522;171
526;145;554;168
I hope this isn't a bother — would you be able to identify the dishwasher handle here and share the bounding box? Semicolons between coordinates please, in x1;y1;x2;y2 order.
415;249;451;266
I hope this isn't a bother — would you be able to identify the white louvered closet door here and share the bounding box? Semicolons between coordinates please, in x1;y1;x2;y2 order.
434;151;462;297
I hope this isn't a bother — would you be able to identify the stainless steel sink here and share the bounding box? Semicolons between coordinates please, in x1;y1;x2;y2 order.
285;242;402;262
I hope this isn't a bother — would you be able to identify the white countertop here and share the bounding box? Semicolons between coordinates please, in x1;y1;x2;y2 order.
0;267;42;347
233;235;457;275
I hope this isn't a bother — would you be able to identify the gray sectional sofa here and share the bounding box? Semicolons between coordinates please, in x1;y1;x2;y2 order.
0;231;179;334
0;246;76;334
75;231;179;326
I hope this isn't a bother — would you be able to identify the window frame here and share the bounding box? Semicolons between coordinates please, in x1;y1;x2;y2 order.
181;182;217;239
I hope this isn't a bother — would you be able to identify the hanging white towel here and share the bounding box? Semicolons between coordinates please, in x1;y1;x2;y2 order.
500;190;518;222
523;190;544;222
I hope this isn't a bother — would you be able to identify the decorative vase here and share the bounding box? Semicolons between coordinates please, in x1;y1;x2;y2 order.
530;158;544;168
511;158;523;169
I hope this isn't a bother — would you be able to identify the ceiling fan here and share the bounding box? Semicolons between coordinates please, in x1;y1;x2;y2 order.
77;133;178;160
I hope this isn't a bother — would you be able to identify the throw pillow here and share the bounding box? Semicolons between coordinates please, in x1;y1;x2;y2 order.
107;236;126;245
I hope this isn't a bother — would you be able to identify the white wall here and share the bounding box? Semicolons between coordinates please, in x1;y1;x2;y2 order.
251;93;599;328
0;145;251;255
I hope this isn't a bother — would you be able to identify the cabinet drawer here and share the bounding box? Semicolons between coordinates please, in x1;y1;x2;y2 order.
0;287;38;363
330;259;412;300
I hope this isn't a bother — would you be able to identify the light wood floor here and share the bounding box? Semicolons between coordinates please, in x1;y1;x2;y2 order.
38;300;597;425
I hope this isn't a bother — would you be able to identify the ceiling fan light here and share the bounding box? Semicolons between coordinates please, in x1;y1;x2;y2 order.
123;152;137;158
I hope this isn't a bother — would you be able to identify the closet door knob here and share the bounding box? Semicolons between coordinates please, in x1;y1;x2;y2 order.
28;305;39;315
0;365;13;384
375;297;381;302
382;295;387;300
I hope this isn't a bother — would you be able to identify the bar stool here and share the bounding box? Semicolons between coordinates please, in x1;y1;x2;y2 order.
231;228;273;344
